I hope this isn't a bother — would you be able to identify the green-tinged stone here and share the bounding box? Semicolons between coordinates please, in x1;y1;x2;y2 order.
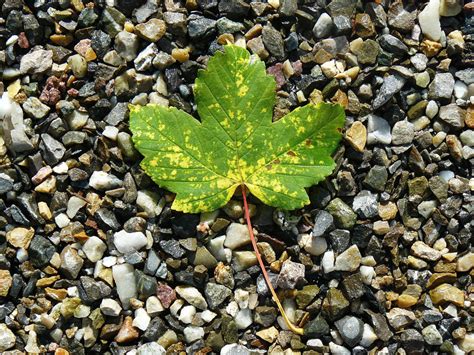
304;313;330;337
221;316;239;344
321;288;349;321
89;308;105;329
296;285;320;309
408;176;429;197
408;101;428;120
326;198;357;229
60;297;82;318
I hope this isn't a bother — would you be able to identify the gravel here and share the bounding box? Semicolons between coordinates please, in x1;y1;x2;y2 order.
0;1;472;354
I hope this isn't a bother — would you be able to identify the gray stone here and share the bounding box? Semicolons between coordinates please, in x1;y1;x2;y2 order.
29;236;56;268
373;75;406;109
364;165;387;192
40;134;66;165
312;210;334;237
367;114;392;145
428;73;455;100
277;260;305;289
335;316;364;347
352;190;378;218
392;120;415;145
188;15;216;40
438;103;466;128
115;31;140;62
379;34;408;55
205;283;232;310
313;13;333;38
262;25;285;60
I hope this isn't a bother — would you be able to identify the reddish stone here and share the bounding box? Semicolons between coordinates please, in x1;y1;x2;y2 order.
40;76;65;106
17;32;29;49
267;63;286;89
156;283;176;308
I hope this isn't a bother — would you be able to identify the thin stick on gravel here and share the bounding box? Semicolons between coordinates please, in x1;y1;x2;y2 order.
241;184;304;335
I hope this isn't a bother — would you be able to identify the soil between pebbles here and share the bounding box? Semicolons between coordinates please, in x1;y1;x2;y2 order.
0;0;473;354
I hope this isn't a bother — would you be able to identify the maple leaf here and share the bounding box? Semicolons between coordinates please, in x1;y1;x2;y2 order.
130;45;345;213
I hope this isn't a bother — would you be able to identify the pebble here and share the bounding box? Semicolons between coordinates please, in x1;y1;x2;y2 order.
115;316;139;343
392;120;415;145
335;245;362;272
224;223;250;249
6;227;34;249
135;18;166;42
277;260;305;289
367;114;392;145
313;13;333;39
0;324;16;351
183;326;204;343
20;49;53;74
115;31;140;62
114;230;147;254
439;103;466;128
82;236;107;262
133;308;151;331
429;73;455;100
100;298;122;316
418;0;442;41
89;171;123;191
298;233;327;256
345;121;367;152
373;75;406;110
411;241;442;261
176;286;207;310
335;316;364;347
112;264;137;309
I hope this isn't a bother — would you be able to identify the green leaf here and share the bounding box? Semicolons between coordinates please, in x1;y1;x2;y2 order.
130;45;345;213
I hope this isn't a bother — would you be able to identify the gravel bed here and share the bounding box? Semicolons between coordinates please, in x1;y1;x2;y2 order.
0;0;473;354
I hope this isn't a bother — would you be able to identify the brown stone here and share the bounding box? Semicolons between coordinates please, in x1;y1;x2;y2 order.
114;316;139;343
345;121;367;152
0;270;13;297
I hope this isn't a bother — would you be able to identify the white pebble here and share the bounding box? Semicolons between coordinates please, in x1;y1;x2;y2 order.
100;298;122;317
360;324;378;347
426;100;439;118
112;263;137;309
82;236;107;262
234;308;253;329
454;80;469;100
102;126;119;140
113;230;147;254
54;213;70;228
133;308;151;331
321;250;335;273
178;305;196;324
146;296;164;316
183;326;204;343
201;310;217;323
329;342;351;355
360;265;375;285
439;170;455;182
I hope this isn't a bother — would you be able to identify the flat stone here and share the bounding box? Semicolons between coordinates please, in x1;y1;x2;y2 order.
428;73;455;100
20;49;53;74
373;75;406;110
277;260;305;289
429;283;464;307
335;245;362;272
345;121;366;152
135;18;166;42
